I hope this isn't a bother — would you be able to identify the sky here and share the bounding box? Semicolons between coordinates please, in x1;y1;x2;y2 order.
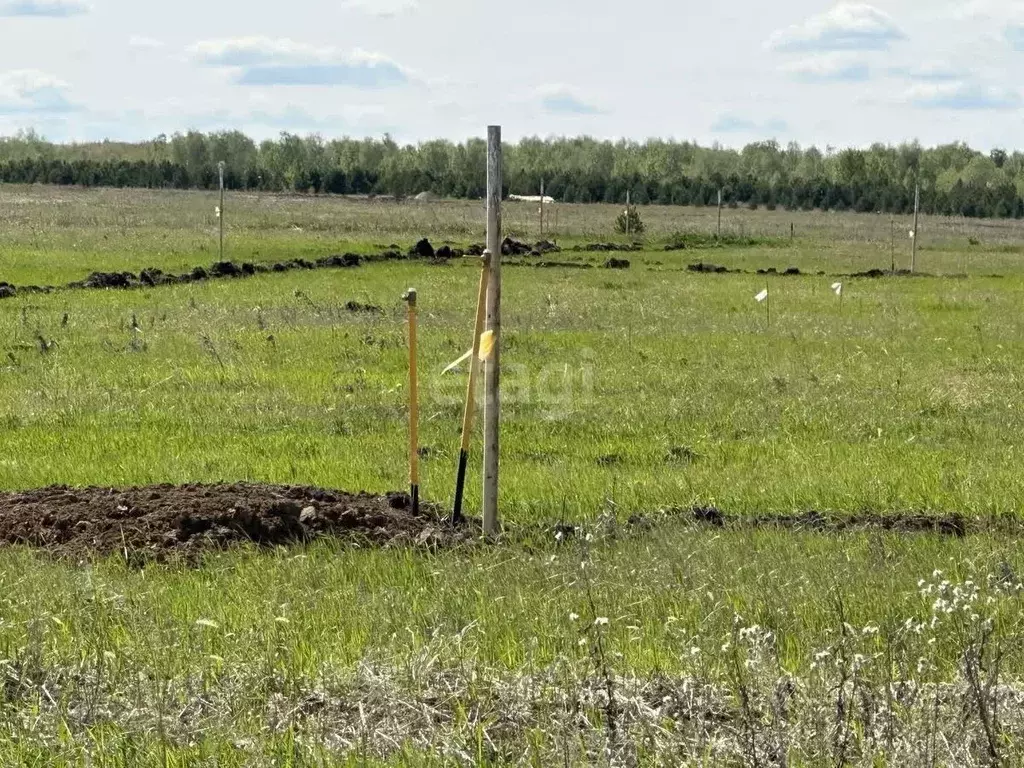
0;0;1023;149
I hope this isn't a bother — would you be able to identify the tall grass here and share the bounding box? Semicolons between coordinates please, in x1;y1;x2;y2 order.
0;184;1024;763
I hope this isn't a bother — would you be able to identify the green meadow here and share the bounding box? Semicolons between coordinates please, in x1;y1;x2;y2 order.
1;185;1024;765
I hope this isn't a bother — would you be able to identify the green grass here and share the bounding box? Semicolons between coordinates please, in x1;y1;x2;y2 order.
2;185;1024;763
4;184;1024;285
1;262;1022;519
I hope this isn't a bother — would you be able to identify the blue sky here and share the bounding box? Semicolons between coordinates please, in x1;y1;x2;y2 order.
0;0;1022;148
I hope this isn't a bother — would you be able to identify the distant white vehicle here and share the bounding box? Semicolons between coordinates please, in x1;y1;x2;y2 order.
509;194;556;204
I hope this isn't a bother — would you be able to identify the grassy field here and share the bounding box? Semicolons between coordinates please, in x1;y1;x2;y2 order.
2;185;1024;764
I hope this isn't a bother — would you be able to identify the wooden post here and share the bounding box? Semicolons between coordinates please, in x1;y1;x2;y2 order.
452;252;491;524
482;126;502;537
890;215;895;272
911;182;920;273
625;190;631;238
539;179;545;237
717;188;723;239
217;161;226;262
403;289;420;516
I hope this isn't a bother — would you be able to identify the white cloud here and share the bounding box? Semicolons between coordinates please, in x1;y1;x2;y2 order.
712;114;789;134
780;53;870;82
340;0;418;16
0;0;88;16
889;62;967;82
944;0;1024;21
904;80;1021;110
187;38;412;88
536;84;602;115
129;35;165;50
0;70;77;113
188;37;338;67
766;3;906;52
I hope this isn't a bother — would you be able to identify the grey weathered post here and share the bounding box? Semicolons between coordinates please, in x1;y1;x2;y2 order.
717;188;723;239
539;178;545;236
890;215;896;272
911;183;920;273
625;190;631;237
482;126;502;537
218;161;226;262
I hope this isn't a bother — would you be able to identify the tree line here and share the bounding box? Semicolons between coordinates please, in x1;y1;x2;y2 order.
1;129;1022;218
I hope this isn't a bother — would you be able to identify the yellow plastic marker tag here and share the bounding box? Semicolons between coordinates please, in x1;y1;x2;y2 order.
478;330;495;361
442;330;496;373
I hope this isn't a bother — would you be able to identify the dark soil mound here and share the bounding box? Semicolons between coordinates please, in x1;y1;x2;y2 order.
604;258;631;269
79;272;135;289
344;300;384;314
687;262;732;274
848;268;918;278
318;253;362;268
501;237;532;256
410;238;435;259
0;483;465;561
574;243;644;253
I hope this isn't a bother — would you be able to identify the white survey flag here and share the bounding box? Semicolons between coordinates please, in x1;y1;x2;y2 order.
755;288;769;303
215;206;222;218
831;282;843;296
442;348;472;374
909;230;915;239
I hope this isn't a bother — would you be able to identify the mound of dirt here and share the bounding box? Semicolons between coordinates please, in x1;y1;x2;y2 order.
344;300;384;314
0;483;466;561
319;253;362;268
848;268;918;278
410;238;435;259
687;262;732;274
501;237;532;256
574;243;644;253
78;271;135;289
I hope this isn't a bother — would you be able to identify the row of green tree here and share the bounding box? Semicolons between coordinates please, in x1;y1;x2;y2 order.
2;130;1023;218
